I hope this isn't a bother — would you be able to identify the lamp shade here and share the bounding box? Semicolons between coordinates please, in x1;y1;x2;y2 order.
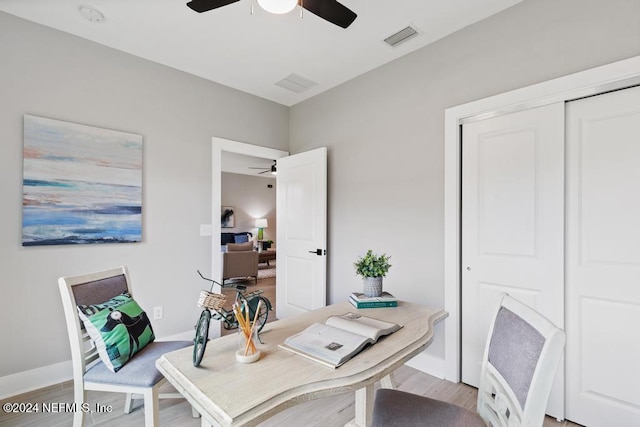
255;218;268;228
257;0;297;14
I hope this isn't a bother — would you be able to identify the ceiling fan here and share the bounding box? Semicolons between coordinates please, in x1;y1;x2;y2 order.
186;0;357;29
249;160;277;175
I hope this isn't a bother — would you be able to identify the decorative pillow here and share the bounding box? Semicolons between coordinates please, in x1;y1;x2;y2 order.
78;292;155;372
234;234;249;243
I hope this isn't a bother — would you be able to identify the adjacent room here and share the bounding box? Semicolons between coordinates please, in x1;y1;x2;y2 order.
1;0;640;426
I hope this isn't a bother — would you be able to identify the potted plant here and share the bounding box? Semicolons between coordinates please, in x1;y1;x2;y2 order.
354;250;392;297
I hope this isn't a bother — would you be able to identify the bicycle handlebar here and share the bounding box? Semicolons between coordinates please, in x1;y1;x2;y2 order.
197;270;224;292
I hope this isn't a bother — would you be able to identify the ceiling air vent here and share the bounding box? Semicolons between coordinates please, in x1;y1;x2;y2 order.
275;73;318;94
384;25;419;47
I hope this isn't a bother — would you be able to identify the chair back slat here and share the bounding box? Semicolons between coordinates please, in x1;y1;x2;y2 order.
480;365;524;426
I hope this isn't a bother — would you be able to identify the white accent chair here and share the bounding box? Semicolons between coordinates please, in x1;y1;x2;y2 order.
372;294;565;427
58;266;194;427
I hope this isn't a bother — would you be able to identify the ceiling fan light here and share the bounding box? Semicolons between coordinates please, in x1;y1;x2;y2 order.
257;0;297;14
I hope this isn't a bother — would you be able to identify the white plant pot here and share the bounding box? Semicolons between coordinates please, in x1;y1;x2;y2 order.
363;276;383;297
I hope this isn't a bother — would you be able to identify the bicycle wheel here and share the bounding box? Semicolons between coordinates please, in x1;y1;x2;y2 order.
193;310;211;367
252;296;270;333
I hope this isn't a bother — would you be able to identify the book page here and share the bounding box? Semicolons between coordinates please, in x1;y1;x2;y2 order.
283;322;371;367
325;313;401;341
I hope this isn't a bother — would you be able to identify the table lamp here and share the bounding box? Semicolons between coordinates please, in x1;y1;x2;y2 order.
255;218;268;240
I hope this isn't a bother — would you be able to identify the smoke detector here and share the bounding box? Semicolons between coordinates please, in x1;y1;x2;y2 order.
79;6;106;23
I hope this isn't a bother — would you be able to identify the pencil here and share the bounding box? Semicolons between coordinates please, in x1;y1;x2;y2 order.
244;300;263;356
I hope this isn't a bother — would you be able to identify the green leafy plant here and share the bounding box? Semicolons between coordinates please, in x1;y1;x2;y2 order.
354;250;392;278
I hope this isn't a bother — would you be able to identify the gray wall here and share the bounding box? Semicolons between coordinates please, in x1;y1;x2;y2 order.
221;173;277;243
290;0;640;358
0;12;288;378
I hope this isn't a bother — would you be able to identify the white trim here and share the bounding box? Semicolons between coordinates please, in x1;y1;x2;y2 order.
211;137;288;283
444;55;640;382
158;330;196;342
0;360;72;400
211;137;288;336
405;353;446;380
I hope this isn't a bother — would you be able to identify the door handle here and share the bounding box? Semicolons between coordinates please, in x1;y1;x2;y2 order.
309;249;325;256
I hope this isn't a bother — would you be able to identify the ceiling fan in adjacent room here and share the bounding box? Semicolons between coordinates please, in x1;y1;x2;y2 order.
249;160;277;175
186;0;357;29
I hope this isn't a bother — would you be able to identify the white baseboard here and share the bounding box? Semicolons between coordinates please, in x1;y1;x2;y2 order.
0;360;73;401
0;330;194;400
159;329;196;341
405;352;447;380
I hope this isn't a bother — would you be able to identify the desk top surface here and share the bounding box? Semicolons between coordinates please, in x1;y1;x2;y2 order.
156;301;447;426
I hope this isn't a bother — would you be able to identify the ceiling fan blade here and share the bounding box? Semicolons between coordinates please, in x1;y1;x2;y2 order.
300;0;357;29
187;0;240;13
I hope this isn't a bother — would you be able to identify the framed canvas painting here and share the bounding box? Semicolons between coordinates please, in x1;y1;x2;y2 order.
221;206;235;228
22;115;143;246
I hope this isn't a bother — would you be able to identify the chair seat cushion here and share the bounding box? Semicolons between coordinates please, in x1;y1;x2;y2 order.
84;341;191;387
373;389;486;427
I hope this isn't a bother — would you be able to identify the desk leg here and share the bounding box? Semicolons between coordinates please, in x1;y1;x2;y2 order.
380;373;395;389
201;416;221;427
344;384;374;427
344;373;396;427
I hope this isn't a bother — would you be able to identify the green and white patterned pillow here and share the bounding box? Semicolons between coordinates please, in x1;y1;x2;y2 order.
78;292;155;372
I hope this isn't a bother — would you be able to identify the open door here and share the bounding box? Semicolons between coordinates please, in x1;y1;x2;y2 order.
276;147;327;318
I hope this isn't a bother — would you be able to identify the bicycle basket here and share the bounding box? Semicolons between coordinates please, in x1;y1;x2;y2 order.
197;290;226;310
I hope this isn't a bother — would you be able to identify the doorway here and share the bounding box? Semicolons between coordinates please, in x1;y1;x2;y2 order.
211;137;288;337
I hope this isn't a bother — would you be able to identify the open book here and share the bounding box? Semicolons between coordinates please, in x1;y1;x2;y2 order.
279;313;402;368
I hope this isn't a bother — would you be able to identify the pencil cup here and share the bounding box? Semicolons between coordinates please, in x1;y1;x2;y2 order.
236;328;261;363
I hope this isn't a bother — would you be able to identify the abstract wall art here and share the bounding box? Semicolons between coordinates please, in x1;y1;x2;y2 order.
22;115;143;246
221;206;235;228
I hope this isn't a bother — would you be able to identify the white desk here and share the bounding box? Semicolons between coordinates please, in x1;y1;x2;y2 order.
156;301;447;427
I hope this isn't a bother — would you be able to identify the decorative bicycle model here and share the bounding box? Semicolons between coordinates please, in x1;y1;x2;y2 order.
193;270;272;367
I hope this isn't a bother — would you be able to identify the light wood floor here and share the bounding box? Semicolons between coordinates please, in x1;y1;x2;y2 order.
220;273;276;337
2;273;582;427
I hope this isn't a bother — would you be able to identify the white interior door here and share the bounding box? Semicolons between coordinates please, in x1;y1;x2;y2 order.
276;147;327;319
565;86;640;427
461;103;565;419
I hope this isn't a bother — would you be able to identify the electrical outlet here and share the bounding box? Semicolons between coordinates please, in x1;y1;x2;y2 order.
153;306;163;320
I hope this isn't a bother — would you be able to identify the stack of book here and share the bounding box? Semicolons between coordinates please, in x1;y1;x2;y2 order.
349;292;398;308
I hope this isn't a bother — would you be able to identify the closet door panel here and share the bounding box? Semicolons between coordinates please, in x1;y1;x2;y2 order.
461;102;565;419
566;85;640;427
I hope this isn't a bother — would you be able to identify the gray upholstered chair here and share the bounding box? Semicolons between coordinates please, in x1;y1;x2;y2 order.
58;266;194;427
373;295;565;427
223;242;259;285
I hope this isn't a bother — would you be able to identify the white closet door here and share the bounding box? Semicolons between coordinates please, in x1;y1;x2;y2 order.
566;86;640;427
461;103;565;419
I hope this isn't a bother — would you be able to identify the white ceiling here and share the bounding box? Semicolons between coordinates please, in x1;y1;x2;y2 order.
0;0;522;107
221;151;277;178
